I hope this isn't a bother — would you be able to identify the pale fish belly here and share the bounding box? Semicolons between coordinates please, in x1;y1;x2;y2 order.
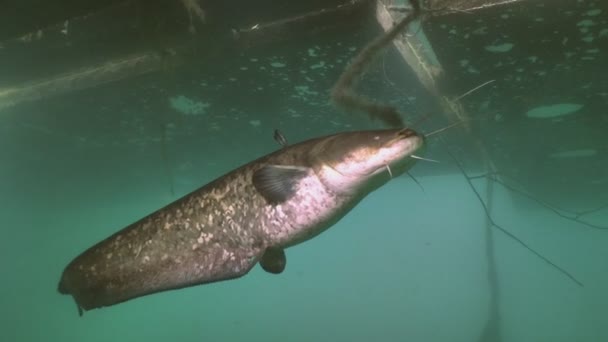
260;174;357;248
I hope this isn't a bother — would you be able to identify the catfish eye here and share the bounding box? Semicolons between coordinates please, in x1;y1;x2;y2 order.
398;129;416;138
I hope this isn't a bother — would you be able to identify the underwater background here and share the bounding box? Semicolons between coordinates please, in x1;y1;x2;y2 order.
1;0;607;341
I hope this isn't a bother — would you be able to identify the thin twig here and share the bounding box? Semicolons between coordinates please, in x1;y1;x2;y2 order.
469;172;608;230
443;143;584;287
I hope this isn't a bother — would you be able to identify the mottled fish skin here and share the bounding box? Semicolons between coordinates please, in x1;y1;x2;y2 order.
58;128;424;314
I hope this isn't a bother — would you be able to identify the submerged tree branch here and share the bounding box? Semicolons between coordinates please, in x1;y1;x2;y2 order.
477;157;502;342
331;0;421;127
443;143;584;287
469;172;608;230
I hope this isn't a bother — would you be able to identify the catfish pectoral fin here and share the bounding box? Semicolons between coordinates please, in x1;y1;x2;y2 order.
58;245;263;314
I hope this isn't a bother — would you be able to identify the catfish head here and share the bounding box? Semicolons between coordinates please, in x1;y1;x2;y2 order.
311;128;425;195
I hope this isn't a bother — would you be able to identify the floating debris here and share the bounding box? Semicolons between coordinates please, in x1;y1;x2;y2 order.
577;19;595;27
525;103;583;118
270;62;286;68
310;61;326;70
169;95;210;116
485;43;514;53
294;85;318;97
307;48;319;57
550;149;597;158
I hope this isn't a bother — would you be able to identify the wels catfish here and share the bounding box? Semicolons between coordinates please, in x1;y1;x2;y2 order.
58;128;424;314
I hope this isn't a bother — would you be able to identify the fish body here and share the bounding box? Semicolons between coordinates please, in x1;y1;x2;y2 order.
58;128;424;314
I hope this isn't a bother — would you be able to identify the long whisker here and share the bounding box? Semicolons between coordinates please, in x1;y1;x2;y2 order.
385;164;393;178
425;121;465;137
411;155;440;163
454;79;495;101
407;171;425;193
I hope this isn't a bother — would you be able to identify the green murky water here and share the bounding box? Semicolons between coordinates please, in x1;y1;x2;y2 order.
2;1;607;341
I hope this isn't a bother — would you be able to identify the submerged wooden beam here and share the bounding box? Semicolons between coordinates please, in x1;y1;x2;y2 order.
425;0;525;14
376;0;473;129
0;50;180;112
376;0;442;96
232;0;370;48
0;0;368;112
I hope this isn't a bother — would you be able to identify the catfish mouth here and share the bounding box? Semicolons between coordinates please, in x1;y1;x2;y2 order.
378;131;423;168
377;139;423;177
